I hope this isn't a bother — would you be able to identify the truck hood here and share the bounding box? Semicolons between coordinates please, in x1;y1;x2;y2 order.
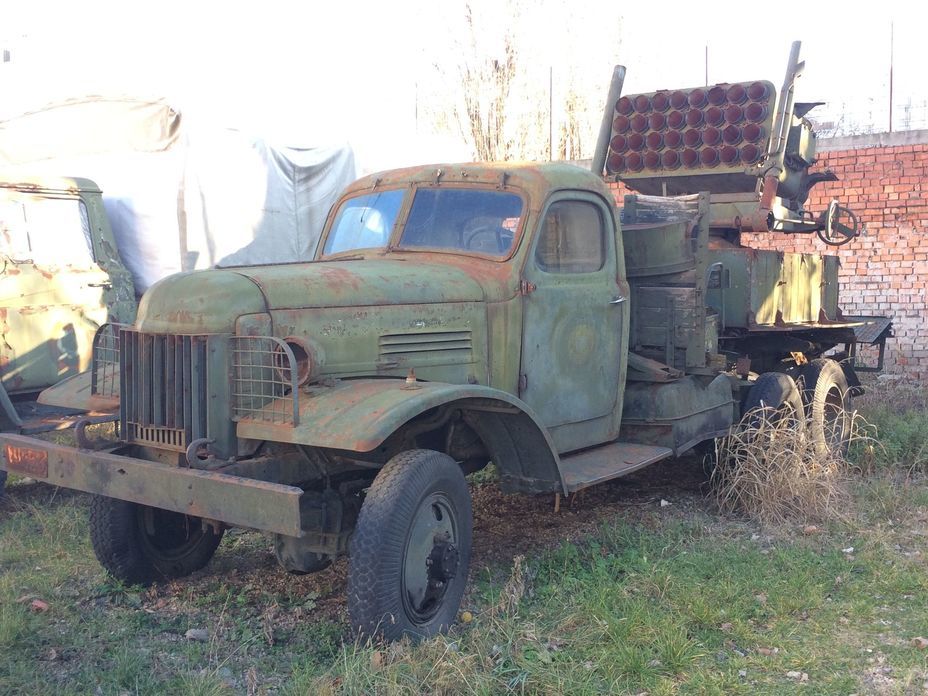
234;259;485;309
135;260;485;334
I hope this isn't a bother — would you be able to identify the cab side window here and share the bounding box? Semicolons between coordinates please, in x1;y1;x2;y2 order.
0;196;94;264
535;200;605;273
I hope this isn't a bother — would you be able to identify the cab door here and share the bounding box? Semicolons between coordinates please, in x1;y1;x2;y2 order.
519;193;626;452
0;189;111;393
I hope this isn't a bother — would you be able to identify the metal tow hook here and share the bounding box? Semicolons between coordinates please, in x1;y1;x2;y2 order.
185;438;216;467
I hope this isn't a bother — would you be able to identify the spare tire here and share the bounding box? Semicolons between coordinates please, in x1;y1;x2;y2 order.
800;358;851;457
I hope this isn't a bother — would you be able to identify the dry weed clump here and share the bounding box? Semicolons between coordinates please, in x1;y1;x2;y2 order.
711;403;875;525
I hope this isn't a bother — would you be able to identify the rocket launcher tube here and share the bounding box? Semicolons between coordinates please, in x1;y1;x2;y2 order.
593;65;627;175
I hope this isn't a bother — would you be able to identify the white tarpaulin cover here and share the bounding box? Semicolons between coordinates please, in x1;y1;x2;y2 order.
0;97;357;291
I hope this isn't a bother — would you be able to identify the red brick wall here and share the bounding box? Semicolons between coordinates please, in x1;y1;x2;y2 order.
606;139;928;380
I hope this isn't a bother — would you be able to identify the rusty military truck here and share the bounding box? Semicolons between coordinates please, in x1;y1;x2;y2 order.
0;42;890;641
0;176;136;493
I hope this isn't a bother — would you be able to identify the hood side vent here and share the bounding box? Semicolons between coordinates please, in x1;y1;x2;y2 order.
379;330;473;366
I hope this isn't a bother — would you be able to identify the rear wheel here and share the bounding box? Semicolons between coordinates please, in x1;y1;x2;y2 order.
89;496;223;585
348;449;472;642
741;372;806;429
800;358;851;457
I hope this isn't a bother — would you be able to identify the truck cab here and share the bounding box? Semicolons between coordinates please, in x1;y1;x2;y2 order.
0;176;135;491
317;163;630;455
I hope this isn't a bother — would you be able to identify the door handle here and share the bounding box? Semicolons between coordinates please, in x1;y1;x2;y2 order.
608;296;626;305
87;282;112;289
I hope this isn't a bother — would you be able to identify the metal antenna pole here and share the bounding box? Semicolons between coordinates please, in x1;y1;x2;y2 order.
889;22;894;133
549;66;553;161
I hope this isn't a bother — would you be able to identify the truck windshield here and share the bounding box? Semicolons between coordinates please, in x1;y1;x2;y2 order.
399;188;522;257
323;189;405;256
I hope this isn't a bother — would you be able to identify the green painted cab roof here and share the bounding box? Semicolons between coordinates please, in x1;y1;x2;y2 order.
345;162;612;202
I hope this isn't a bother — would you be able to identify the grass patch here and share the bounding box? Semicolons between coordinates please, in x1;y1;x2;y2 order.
854;381;928;472
302;510;928;694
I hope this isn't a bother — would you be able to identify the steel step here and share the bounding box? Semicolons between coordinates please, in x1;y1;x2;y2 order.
559;441;673;492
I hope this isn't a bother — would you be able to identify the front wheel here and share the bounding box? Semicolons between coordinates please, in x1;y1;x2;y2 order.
348;449;472;642
89;496;223;585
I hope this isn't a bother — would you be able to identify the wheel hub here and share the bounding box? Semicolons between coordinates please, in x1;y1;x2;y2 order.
427;541;459;583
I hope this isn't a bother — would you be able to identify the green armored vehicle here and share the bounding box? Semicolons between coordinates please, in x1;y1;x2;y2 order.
0;176;136;492
0;42;890;640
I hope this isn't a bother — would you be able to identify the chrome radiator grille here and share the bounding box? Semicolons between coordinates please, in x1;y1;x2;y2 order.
120;330;209;451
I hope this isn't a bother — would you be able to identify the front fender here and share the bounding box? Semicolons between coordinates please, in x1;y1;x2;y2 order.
235;379;565;494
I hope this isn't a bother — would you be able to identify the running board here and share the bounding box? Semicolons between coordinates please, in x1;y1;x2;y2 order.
559;442;673;492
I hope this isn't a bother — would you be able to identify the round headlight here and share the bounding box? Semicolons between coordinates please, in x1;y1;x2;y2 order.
273;337;322;387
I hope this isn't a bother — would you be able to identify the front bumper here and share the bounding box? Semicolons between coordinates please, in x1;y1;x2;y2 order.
0;433;304;537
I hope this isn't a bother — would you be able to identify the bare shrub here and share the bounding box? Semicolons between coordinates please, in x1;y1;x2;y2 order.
492;554;530;617
711;403;875;525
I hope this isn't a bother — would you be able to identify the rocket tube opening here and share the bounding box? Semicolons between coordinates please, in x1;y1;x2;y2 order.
643;150;661;169
646;131;664;150
627;132;646;151
683;128;702;148
648;112;667;131
742;123;763;143
724;104;744;124
682;148;699;168
664;130;683;149
722;124;742;145
606;153;625;173
616;96;633;115
741;144;761;163
701;127;721;147
652;91;671;112
747;81;769;101
726;83;747;104
685;109;704;128
700;147;720;167
745;102;768;123
705;106;724;127
633;94;651;113
661;149;681;169
610;134;628;152
670;91;688;110
719;145;739;164
707;85;727;105
688;89;707;108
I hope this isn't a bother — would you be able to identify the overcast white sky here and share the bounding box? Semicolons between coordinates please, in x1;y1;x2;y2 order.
1;0;923;172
